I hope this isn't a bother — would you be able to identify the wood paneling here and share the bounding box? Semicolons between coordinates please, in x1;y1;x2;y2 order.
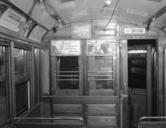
87;104;116;116
15;119;84;128
89;89;114;96
87;116;116;126
53;104;82;114
55;90;79;96
157;46;164;115
41;96;117;104
120;40;129;128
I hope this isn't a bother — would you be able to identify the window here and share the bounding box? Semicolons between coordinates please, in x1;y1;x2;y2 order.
14;48;29;79
87;40;117;95
51;40;81;96
55;56;79;90
0;45;9;123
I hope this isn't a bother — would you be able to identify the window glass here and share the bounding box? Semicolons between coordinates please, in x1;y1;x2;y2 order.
87;40;117;96
0;45;9;123
14;48;28;78
51;40;81;96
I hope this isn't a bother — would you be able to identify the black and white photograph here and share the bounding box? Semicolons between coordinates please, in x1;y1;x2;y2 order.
0;0;165;128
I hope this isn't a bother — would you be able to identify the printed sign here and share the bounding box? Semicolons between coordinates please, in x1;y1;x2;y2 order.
87;40;116;56
0;8;26;32
124;28;146;35
51;40;81;55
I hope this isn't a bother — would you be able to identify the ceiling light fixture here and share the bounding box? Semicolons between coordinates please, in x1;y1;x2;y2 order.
105;0;112;6
39;0;46;10
54;16;65;29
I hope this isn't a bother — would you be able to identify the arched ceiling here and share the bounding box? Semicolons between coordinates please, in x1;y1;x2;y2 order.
9;0;166;31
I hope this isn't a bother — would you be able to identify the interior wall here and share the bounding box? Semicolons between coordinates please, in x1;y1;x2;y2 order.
41;49;50;95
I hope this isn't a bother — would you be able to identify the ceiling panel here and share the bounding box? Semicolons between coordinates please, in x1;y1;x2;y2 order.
9;0;34;14
30;3;56;29
8;0;166;30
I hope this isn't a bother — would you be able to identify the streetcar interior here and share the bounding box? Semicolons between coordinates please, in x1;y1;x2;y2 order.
0;0;166;128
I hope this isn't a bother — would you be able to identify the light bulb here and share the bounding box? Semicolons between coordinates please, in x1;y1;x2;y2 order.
105;0;112;6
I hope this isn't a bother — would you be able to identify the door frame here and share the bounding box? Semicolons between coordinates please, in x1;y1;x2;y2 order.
157;38;166;116
120;39;159;128
120;39;129;128
10;42;33;117
0;39;11;124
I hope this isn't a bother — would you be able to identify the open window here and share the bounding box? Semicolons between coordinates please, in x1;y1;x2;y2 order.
51;40;81;96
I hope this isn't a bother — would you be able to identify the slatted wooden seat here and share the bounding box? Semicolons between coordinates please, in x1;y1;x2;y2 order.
14;96;118;128
138;117;166;128
14;117;84;128
14;103;84;128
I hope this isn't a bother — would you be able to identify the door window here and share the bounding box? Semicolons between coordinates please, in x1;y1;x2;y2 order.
14;47;30;115
86;40;117;96
51;40;81;96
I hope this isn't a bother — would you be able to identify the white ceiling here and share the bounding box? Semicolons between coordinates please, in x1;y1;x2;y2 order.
9;0;166;30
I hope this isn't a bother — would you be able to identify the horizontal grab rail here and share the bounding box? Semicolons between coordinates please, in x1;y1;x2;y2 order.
40;96;118;104
14;117;83;121
14;116;85;127
139;116;166;122
138;116;166;128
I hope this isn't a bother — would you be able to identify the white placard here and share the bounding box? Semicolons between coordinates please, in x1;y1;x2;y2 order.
124;28;146;34
51;40;80;55
0;8;26;32
87;40;116;56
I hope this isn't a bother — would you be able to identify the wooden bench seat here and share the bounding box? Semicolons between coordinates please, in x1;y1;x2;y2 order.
14;116;85;128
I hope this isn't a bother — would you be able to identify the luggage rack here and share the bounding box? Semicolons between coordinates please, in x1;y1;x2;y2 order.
138;116;166;128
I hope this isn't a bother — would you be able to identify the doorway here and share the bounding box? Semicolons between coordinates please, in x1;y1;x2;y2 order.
127;39;157;128
14;47;31;116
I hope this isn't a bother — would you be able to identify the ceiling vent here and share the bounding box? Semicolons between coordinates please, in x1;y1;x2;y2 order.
59;0;76;9
61;0;75;3
146;0;162;2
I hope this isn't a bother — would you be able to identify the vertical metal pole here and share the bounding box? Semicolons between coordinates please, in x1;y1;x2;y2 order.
81;40;88;127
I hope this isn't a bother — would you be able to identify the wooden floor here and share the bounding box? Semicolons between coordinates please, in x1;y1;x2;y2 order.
3;125;11;128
